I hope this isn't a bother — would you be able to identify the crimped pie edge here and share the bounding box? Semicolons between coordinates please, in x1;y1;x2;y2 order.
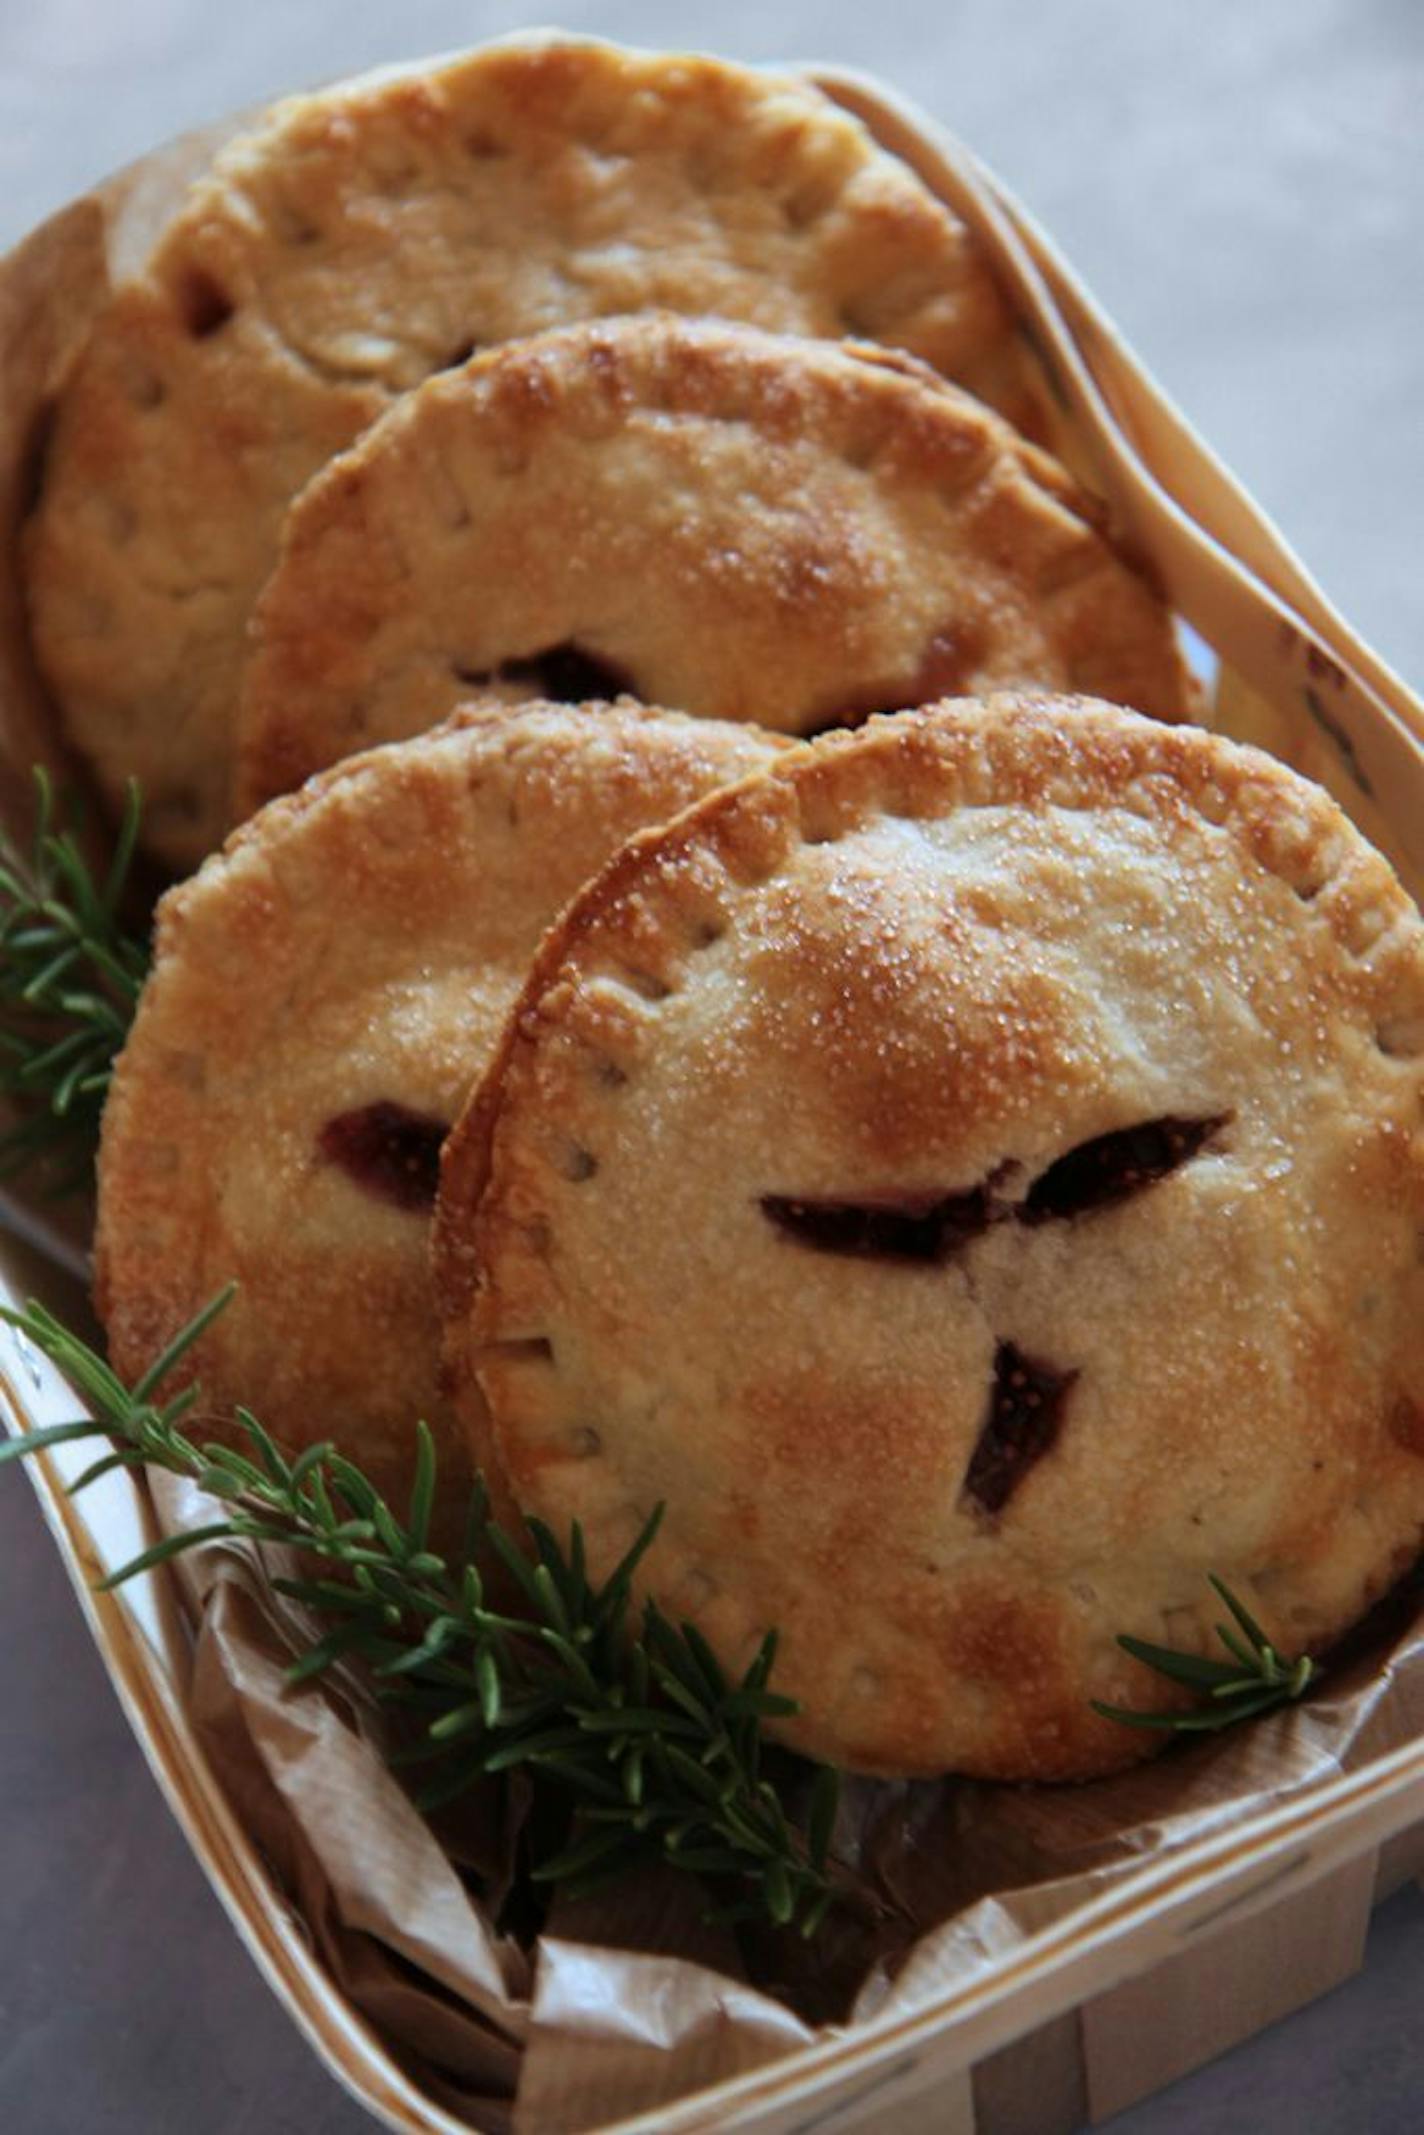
234;314;1192;814
435;693;1424;1778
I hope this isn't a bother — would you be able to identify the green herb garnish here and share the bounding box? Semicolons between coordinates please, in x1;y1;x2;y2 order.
0;769;149;1189
0;771;1319;1918
0;1289;844;1935
1093;1573;1317;1734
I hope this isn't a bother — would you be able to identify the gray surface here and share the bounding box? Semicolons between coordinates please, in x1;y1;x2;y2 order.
1;4;1421;2130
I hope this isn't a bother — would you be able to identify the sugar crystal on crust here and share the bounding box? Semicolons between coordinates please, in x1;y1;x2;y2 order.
436;694;1424;1779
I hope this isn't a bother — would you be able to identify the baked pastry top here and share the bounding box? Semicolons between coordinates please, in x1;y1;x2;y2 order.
25;37;1018;867
236;317;1190;813
96;700;783;1531
437;694;1424;1779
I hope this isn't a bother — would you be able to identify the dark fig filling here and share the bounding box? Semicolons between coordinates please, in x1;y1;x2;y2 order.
760;1185;1002;1263
760;1115;1229;1259
962;1341;1078;1516
453;640;638;705
761;1116;1227;1517
316;1101;449;1212
177;267;235;339
1020;1114;1230;1226
801;621;987;735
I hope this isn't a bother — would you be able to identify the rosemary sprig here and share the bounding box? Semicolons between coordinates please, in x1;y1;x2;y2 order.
0;1290;843;1935
1093;1574;1317;1734
0;768;150;1189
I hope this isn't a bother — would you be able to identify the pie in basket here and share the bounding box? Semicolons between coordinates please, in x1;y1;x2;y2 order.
24;36;1018;868
436;693;1424;1779
236;316;1191;812
95;701;783;1529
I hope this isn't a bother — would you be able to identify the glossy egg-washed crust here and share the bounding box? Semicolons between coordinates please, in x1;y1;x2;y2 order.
96;700;785;1539
24;36;1025;868
436;695;1424;1780
236;316;1190;814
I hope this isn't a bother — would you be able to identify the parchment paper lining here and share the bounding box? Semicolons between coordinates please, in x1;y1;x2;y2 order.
150;1467;1424;2135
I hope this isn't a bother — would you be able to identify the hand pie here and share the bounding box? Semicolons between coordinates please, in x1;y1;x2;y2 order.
24;37;1017;867
437;694;1424;1779
236;316;1191;813
96;701;783;1531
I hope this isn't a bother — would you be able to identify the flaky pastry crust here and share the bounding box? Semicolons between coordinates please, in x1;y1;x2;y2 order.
237;317;1190;813
25;37;1020;865
96;701;783;1532
437;695;1424;1779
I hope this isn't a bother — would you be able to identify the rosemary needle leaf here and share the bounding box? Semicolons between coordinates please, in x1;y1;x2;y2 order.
654;1671;724;1739
1208;1675;1273;1701
644;1603;709;1701
532;1561;571;1636
103;781;143;910
69;1448;140;1493
1100;1576;1319;1737
662;1746;730;1809
197;1444;272;1491
764;1857;794;1926
131;1282;236;1403
96;1524;239;1590
287;1441;338;1494
1208;1571;1271;1651
285;1622;376;1683
0;1288;850;1934
0;1418;107;1466
1212;1623;1263;1675
537;1627;602;1697
1112;1638;1247;1691
1096;1689;1300;1733
0;770;150;1190
406;1421;437;1552
476;1646;502;1728
575;1706;703;1740
678;1619;729;1702
374;1617;457;1677
594;1505;665;1622
325;1453;380;1519
370;1497;408;1559
486;1520;547;1611
427;1698;489;1745
528;1755;628;1806
743;1630;778;1692
719;1688;800;1721
1091;1700;1209;1732
481;1726;591;1772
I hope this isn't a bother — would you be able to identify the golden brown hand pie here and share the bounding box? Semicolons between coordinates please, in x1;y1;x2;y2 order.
236;316;1190;814
437;694;1424;1780
96;701;784;1530
24;37;1020;868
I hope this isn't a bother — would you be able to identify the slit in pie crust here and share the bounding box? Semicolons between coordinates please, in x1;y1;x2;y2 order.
436;693;1424;1779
